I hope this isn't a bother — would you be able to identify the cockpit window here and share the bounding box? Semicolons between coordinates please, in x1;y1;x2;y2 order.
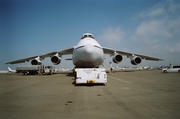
81;33;94;39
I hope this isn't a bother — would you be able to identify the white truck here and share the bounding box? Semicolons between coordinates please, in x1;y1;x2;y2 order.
74;68;107;84
16;65;54;75
43;66;55;75
162;65;180;73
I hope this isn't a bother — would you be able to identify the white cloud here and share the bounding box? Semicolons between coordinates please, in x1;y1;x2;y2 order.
139;0;180;18
98;26;125;43
168;0;180;13
165;43;180;53
132;0;180;49
150;7;165;17
139;4;165;18
131;19;173;44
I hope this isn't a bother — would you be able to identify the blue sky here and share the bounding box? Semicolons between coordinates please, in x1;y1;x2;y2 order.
0;0;180;70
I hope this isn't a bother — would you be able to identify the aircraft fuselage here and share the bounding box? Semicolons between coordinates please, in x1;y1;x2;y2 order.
72;37;104;68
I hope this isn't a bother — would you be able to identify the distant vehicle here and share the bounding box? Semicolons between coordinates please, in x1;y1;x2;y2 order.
162;65;180;73
143;66;150;70
16;65;54;75
136;67;143;70
43;66;55;75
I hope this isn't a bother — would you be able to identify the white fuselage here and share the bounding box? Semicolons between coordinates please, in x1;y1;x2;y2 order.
72;37;104;68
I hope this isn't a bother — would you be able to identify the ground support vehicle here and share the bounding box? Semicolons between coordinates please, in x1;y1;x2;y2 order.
75;68;107;84
16;65;54;75
43;66;54;75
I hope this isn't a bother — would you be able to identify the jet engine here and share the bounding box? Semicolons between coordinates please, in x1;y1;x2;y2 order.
31;57;42;65
112;54;123;63
51;55;61;65
131;56;142;65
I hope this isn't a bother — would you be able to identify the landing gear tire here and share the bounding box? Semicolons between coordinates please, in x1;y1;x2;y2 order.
163;70;167;73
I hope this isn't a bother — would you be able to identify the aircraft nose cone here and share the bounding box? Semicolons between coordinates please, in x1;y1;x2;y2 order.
85;44;93;54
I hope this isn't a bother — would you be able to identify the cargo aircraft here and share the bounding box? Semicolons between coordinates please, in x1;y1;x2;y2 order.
6;33;163;67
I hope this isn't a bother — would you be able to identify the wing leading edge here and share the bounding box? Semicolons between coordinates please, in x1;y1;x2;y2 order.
6;48;74;64
102;47;163;61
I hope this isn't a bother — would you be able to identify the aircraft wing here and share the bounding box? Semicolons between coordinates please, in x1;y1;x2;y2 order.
102;47;163;61
6;48;74;64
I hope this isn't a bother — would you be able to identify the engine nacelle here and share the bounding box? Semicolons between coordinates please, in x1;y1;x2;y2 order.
51;55;61;65
112;54;123;63
31;59;42;65
131;56;142;65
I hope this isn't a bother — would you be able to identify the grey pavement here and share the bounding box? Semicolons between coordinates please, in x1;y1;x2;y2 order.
0;70;180;119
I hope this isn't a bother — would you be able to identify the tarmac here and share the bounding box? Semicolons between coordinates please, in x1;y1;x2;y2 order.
0;70;180;119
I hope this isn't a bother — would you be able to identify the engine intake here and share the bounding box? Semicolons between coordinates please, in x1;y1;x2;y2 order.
112;54;123;63
131;56;142;65
31;59;42;65
51;55;61;65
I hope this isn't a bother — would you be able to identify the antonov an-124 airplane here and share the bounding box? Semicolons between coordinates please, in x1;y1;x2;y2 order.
6;33;163;68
